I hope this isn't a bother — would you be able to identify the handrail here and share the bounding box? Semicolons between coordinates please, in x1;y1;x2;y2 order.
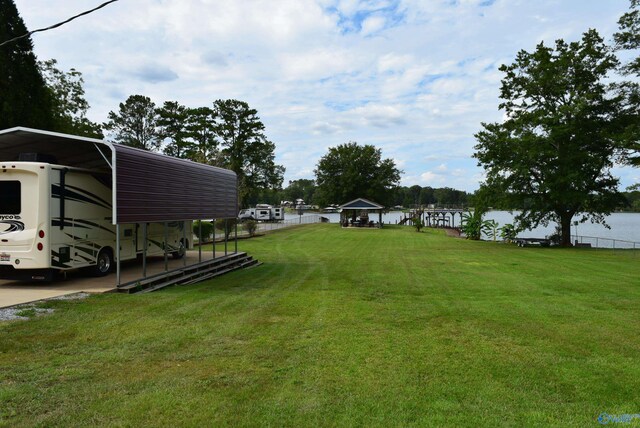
571;234;640;250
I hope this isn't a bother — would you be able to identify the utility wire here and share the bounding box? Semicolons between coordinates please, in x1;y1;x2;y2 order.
0;0;120;48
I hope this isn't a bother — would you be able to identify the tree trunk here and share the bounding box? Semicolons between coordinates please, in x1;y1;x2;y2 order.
559;212;573;247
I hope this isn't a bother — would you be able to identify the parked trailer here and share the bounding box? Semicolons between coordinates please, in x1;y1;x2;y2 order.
514;238;551;247
238;205;284;222
0;158;191;281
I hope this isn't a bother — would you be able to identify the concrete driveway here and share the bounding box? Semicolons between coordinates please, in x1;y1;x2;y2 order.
0;250;230;308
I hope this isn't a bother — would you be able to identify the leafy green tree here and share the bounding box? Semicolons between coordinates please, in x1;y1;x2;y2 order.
213;99;284;207
413;216;424;232
245;188;283;207
474;30;626;246
283;179;316;205
615;1;640;76
499;223;518;243
419;187;436;205
314;142;402;207
613;0;640;166
184;106;220;165
157;101;189;158
38;59;102;138
0;0;54;130
409;185;422;206
103;95;162;150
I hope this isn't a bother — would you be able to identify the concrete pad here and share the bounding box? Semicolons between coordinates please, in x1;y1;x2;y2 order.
0;249;234;308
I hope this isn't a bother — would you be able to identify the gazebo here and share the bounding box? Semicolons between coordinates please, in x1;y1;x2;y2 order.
339;198;384;228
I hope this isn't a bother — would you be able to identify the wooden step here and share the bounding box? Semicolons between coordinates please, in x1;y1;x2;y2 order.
117;252;260;294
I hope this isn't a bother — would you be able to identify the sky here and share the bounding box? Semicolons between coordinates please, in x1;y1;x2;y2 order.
11;0;640;192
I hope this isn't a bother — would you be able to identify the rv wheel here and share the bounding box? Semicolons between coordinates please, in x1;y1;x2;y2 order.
172;240;186;259
93;248;113;276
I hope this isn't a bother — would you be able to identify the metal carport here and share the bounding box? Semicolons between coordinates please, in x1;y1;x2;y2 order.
0;127;239;286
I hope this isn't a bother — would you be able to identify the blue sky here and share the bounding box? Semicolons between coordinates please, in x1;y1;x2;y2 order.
12;0;639;191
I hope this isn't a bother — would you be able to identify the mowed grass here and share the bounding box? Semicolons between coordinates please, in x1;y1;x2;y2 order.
1;224;639;427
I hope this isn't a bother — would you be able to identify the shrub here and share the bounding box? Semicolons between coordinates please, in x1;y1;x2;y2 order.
461;209;493;240
499;223;518;243
244;219;258;237
215;218;238;240
192;221;214;242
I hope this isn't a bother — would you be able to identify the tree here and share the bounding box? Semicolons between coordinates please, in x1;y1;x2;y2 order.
474;30;626;246
38;59;102;138
413;216;424;232
157;101;189;158
184;106;220;165
282;179;316;204
420;187;436;205
613;0;640;166
314;142;402;207
213;99;284;207
409;185;422;206
0;0;55;130
103;95;162;150
615;0;640;76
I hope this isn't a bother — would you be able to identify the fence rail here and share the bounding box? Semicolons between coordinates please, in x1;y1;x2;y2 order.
571;234;640;251
247;214;324;236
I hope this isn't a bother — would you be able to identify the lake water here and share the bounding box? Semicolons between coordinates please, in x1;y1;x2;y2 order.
286;210;640;246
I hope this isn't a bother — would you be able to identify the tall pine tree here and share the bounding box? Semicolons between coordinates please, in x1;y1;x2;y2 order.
0;0;54;129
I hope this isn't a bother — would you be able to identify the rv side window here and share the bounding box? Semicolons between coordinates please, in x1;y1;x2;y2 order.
0;181;20;214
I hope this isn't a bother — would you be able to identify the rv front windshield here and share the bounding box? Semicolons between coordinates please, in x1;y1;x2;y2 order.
0;181;20;214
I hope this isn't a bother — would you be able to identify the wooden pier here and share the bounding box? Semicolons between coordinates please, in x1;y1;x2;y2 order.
400;206;465;228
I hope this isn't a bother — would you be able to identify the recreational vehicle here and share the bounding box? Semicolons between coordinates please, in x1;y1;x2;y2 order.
0;156;191;281
238;204;284;222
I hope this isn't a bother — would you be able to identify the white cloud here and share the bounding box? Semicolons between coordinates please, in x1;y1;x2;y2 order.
11;0;636;191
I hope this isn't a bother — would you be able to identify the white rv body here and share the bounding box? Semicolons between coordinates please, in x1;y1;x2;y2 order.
0;161;191;281
238;205;284;222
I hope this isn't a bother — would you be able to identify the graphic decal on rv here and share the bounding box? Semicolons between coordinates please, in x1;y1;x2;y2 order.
148;238;180;252
52;184;112;210
0;220;25;234
51;250;71;269
51;218;115;235
73;219;115;234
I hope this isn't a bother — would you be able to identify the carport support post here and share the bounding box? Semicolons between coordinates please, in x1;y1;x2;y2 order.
212;219;216;259
224;219;228;256
142;222;147;278
198;220;202;263
164;222;168;272
234;221;238;254
116;224;121;286
183;222;187;267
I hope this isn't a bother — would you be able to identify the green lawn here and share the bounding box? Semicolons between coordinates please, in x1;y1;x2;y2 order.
1;224;639;427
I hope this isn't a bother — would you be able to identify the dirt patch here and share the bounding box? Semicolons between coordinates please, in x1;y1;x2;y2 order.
0;292;89;322
443;228;462;238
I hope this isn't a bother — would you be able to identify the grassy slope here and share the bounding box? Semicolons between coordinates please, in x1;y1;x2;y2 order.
1;225;639;427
